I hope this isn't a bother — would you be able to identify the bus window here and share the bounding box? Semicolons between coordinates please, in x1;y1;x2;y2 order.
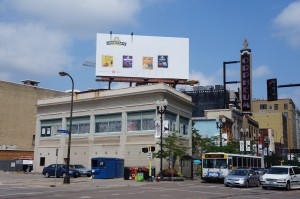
216;159;227;169
228;159;232;169
232;157;237;167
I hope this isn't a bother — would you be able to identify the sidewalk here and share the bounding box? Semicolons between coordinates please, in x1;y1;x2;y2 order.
0;172;159;189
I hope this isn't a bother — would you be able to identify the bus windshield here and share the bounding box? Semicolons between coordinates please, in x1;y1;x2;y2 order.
203;159;227;169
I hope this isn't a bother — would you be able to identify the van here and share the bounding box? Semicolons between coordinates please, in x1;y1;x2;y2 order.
260;166;300;190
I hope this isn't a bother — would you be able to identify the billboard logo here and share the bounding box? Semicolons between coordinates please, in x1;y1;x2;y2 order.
106;36;127;46
240;52;252;112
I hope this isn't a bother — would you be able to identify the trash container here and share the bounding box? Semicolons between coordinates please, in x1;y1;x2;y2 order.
124;167;131;180
136;170;144;182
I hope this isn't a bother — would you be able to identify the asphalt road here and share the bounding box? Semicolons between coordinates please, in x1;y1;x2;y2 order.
0;172;300;199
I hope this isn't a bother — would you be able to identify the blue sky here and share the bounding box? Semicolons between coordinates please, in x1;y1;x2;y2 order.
1;0;300;107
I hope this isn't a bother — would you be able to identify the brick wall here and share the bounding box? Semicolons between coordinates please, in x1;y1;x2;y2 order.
0;150;34;160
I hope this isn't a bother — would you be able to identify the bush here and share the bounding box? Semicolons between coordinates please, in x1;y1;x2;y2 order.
162;168;180;177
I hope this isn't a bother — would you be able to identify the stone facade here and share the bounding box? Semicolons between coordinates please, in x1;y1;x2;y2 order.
34;83;193;173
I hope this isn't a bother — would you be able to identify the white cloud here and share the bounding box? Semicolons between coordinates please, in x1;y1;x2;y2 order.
273;1;300;47
253;65;271;78
0;0;145;81
3;0;142;39
0;23;72;77
189;70;218;86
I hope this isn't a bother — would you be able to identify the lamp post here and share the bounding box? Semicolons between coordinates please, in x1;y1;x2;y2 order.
253;133;260;156
223;61;240;109
59;71;74;184
264;137;270;168
216;116;226;151
240;128;249;155
156;99;168;180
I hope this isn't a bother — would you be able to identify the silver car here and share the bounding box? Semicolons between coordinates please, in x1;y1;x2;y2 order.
70;164;92;177
224;169;260;188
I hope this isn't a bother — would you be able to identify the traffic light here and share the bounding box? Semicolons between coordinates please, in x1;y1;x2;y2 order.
149;146;155;152
142;147;148;153
267;78;278;101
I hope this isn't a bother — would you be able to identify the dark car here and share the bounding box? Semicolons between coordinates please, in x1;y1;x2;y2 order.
70;164;91;177
42;164;80;178
224;169;260;188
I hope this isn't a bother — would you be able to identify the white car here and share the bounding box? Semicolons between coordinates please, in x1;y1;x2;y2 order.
260;166;300;190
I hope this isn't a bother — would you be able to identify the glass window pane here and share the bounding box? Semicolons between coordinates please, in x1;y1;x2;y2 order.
109;121;121;132
142;118;155;130
127;120;141;131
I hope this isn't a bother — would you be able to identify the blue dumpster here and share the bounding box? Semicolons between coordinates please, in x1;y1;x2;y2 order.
91;157;124;179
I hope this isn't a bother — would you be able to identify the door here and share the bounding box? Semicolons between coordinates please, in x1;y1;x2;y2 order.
292;167;300;187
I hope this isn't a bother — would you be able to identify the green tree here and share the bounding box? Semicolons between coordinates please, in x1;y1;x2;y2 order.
154;132;189;169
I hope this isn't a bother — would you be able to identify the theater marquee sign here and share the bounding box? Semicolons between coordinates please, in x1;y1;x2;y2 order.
240;40;252;112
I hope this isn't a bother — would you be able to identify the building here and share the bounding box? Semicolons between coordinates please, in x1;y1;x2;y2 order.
33;83;193;174
252;99;297;149
0;80;67;171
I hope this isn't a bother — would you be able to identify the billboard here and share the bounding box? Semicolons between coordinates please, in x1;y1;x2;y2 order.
96;33;189;80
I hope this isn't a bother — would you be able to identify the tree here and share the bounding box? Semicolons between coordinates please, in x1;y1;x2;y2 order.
154;132;189;169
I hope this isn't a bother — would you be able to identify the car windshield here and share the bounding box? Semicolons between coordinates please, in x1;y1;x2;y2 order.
230;170;248;176
267;167;288;175
74;165;85;169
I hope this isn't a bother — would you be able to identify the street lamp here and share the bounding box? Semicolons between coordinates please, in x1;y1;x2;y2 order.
156;99;168;180
223;61;240;109
264;137;270;168
240;128;249;155
216;116;226;151
253;133;260;156
59;71;74;184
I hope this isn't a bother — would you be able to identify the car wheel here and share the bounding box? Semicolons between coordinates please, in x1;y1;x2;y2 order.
262;186;267;190
45;172;50;178
286;181;291;191
224;184;229;187
87;174;91;177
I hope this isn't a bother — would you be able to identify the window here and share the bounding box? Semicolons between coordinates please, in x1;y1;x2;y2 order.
269;105;272;110
40;157;45;166
274;104;279;110
179;116;189;135
40;119;62;137
284;103;288;110
67;116;90;134
165;112;177;132
259;104;267;109
127;111;155;132
95;113;122;133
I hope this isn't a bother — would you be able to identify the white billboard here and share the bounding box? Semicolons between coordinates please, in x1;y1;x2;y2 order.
96;33;189;80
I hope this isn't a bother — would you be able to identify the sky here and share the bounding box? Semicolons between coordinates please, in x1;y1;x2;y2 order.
1;0;300;108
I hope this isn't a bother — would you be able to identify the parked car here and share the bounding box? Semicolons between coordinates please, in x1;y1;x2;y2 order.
70;164;91;177
260;166;300;190
42;164;80;178
224;169;260;188
251;168;268;184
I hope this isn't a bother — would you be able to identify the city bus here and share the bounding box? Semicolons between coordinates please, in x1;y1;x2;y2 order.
201;152;264;182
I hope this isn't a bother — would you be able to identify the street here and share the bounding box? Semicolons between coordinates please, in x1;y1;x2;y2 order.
0;173;300;199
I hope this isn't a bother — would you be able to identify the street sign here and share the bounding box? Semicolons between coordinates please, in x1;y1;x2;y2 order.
57;129;69;134
147;152;152;160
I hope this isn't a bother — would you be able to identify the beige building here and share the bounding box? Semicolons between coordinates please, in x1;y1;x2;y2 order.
252;99;296;149
33;83;193;174
0;80;67;171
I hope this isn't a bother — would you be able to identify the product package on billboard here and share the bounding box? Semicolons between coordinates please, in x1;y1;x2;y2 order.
158;55;168;68
102;55;114;67
123;55;133;68
142;57;153;70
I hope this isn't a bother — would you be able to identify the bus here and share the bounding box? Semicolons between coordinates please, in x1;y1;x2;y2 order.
201;152;264;182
